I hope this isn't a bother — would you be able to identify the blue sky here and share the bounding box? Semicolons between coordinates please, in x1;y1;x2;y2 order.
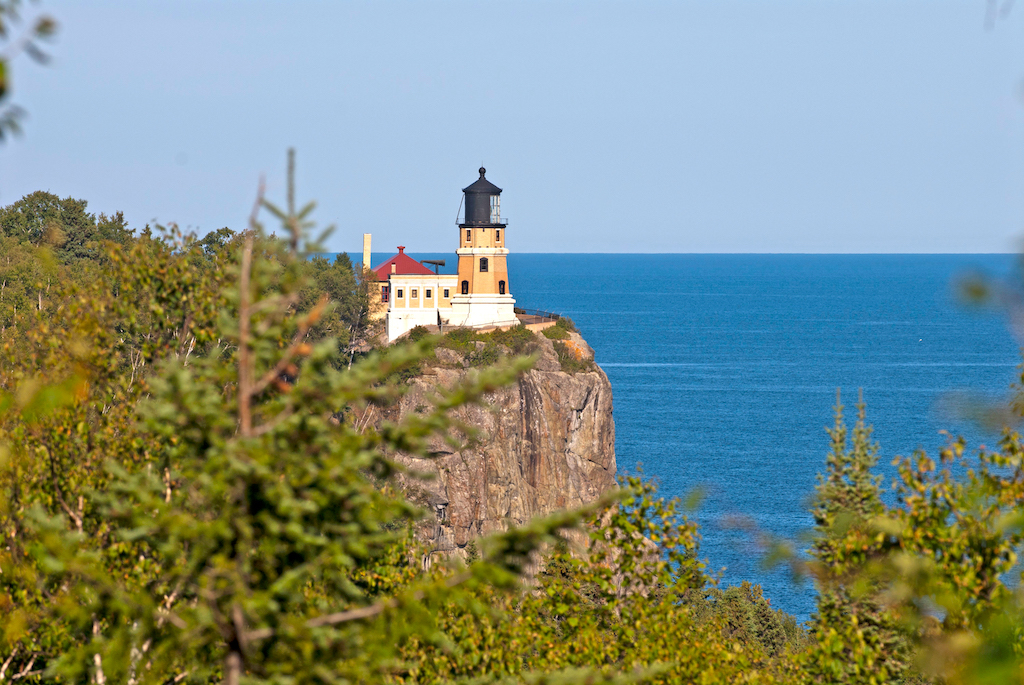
2;0;1023;253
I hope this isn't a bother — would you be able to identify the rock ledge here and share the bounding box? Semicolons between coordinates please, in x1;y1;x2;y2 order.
383;332;617;559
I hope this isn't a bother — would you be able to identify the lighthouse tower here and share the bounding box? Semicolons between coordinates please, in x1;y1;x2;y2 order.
448;167;517;329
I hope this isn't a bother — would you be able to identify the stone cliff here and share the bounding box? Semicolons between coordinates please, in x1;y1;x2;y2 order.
378;330;617;559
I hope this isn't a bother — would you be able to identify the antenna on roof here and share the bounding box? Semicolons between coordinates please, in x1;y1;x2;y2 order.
422;259;445;274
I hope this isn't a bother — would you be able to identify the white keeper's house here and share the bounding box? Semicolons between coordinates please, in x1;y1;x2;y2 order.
365;168;523;343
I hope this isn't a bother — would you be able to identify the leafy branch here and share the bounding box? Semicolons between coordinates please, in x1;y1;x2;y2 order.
0;1;56;141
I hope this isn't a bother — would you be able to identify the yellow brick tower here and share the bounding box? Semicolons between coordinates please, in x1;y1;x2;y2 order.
449;167;517;328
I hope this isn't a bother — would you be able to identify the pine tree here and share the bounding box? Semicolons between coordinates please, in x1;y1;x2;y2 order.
802;390;911;683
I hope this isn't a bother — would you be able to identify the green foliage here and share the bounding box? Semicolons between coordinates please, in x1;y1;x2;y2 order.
0;220;235;683
395;477;784;685
686;582;807;658
542;325;569;340
196;226;238;258
0;192;138;352
487;324;537;355
541;316;578;341
436;326;477;354
0;191;133;262
553;316;577;333
793;388;1024;684
0;170;581;685
552;340;595;374
10;169;1024;685
438;325;539;368
299;252;369;353
407;325;430;343
797;394;914;683
0;167;803;684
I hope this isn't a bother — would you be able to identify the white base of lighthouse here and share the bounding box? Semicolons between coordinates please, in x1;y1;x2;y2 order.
447;294;518;330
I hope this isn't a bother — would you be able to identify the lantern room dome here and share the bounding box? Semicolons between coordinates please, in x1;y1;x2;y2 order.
462;167;502;195
460;167;505;227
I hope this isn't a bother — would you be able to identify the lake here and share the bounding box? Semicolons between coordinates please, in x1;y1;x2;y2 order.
358;252;1021;621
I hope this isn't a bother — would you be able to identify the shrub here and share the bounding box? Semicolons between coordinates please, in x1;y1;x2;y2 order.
407;325;430;342
438;325;538;367
437;327;477;355
488;324;538;355
552;340;594;374
684;583;807;657
554;316;577;333
542;325;569;340
468;344;500;368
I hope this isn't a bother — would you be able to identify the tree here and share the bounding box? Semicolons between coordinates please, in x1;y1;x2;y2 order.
800;392;911;683
798;386;1024;684
0;191;133;262
299;253;367;354
0;166;634;685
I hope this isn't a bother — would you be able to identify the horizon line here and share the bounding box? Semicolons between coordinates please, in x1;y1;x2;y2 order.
331;250;1018;256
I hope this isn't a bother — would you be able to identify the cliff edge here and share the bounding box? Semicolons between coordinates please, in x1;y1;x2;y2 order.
381;329;617;558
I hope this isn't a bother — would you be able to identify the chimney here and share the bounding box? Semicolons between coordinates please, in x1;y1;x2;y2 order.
362;233;371;270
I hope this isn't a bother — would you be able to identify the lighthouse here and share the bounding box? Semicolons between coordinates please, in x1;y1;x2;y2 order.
374;167;521;342
449;167;517;329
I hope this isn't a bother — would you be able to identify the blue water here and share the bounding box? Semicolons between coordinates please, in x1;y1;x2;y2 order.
360;252;1022;622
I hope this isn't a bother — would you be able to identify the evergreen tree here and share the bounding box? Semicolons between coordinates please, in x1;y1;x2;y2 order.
802;391;912;683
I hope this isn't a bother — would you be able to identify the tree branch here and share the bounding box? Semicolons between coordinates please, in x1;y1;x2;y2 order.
249;294;327;399
0;645;18;681
244;571;472;641
92;618;106;685
224;652;241;685
12;655;36;681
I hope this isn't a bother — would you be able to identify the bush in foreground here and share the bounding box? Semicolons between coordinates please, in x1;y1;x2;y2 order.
5;173;1024;684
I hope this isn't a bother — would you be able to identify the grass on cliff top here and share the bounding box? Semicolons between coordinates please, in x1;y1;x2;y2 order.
542;316;576;340
435;325;538;367
403;319;594;375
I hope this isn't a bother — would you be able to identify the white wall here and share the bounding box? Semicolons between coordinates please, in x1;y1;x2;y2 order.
385;274;457;342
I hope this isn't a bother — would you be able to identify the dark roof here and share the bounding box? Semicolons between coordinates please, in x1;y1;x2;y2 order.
462;167;502;195
373;246;435;280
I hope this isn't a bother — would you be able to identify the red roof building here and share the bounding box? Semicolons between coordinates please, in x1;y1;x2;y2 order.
373;246;434;280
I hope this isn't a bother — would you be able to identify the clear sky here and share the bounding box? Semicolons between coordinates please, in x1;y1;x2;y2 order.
2;0;1023;253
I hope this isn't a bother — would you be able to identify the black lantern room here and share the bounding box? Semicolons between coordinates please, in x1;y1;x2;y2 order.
460;167;505;227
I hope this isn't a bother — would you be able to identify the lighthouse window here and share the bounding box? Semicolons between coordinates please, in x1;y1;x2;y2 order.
495;229;501;242
499;280;506;295
490;195;500;223
479;257;488;272
466;229;471;242
461;280;469;295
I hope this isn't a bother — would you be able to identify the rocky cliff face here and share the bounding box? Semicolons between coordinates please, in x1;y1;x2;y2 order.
382;331;617;559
